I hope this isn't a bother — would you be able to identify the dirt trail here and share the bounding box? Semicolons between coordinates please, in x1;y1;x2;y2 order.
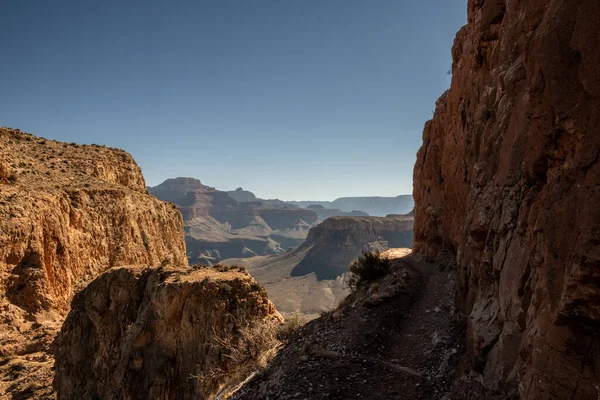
233;255;462;400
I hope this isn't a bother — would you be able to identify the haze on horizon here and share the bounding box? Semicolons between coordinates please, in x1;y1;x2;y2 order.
1;0;467;201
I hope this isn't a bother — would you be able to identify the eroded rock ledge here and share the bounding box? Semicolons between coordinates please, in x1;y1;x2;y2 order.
413;1;600;398
53;265;283;400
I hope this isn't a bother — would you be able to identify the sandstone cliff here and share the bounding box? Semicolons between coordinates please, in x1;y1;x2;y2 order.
0;127;188;398
53;265;282;400
291;215;414;279
413;1;600;398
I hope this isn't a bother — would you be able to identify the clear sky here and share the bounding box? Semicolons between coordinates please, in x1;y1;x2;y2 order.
1;0;466;200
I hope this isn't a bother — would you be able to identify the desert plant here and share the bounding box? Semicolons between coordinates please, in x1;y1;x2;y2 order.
277;313;307;341
348;250;391;292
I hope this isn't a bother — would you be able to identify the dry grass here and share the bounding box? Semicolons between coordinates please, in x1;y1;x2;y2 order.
206;317;283;398
277;313;307;341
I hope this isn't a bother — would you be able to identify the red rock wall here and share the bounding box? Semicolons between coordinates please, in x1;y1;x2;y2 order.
413;1;600;398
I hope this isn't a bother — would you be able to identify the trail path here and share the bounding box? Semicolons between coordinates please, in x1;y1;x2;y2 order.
233;255;462;400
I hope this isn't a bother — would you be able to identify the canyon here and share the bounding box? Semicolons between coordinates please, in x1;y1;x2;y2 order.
2;0;599;398
149;178;413;267
148;178;318;264
223;215;414;318
0;128;281;400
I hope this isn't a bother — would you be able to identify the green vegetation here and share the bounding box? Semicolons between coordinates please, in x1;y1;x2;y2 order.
348;250;390;292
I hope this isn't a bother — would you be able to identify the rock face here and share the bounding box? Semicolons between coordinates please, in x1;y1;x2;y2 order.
291;215;414;279
0;128;187;314
413;1;600;398
149;178;318;264
0;127;188;398
53;265;282;400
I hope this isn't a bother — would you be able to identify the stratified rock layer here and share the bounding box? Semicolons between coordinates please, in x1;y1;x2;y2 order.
292;215;414;279
413;1;600;398
0;127;188;398
53;265;282;400
149;178;317;264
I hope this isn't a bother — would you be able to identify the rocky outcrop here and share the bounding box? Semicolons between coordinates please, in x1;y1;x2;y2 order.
0;127;187;398
53;265;282;400
149;178;318;264
291;215;414;279
413;1;600;398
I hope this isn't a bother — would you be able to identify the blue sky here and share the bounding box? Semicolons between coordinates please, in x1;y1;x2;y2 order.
1;0;466;200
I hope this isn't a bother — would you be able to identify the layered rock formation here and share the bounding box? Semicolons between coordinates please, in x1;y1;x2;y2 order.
149;178;318;264
0;127;188;398
413;1;600;398
53;265;282;400
291;215;414;279
222;214;414;317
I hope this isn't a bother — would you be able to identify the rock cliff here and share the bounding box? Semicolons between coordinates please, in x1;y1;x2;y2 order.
291;215;414;279
413;1;600;398
53;265;282;400
0;127;187;398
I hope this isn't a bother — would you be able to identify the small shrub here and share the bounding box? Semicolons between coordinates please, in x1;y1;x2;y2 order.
348;250;391;292
7;173;17;183
277;314;307;341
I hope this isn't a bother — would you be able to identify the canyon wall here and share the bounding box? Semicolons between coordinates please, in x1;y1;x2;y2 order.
292;215;414;279
413;1;600;398
0;127;188;398
0;128;187;315
53;265;282;400
149;178;317;264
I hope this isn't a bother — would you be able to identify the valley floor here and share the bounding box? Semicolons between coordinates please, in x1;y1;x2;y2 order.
232;255;465;400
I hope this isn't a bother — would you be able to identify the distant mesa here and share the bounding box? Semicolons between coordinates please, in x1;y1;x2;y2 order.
226;187;257;203
291;195;414;217
149;177;414;267
148;178;318;265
